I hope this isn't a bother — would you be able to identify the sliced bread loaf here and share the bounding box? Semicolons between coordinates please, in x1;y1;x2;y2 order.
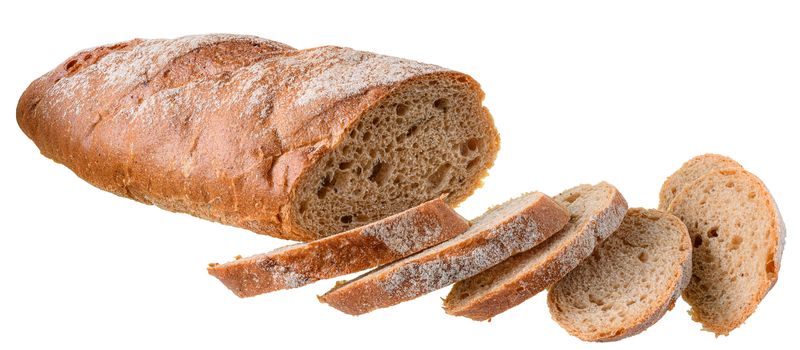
208;197;468;297
443;182;627;321
318;192;570;315
667;168;785;335
548;208;691;341
658;154;742;210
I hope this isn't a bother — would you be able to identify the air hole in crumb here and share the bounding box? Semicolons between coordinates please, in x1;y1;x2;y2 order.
405;125;418;137
362;131;372;141
368;162;391;186
638;252;648;263
356;214;369;222
340;215;352;224
728;235;743;251
726;181;734;188
338;161;352;170
671;187;677;194
467;157;480;170
693;235;703;248
433;98;449;111
466;138;480;151
707;226;719;238
457;77;468;83
428;163;452;188
748;192;756;199
298;201;307;213
395;104;408;116
83;53;92;60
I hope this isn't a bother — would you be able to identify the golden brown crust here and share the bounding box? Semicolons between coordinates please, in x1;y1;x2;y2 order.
318;193;569;315
444;183;628;321
207;197;468;297
16;34;495;241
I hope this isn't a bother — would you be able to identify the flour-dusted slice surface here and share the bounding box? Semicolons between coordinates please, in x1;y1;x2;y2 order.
444;182;628;321
667;168;784;335
548;208;691;342
318;192;569;315
659;154;742;210
207;197;468;297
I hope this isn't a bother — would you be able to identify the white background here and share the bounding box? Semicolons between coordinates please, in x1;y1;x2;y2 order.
1;1;797;349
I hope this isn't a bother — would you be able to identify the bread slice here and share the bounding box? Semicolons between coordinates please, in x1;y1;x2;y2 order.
548;208;691;341
208;197;468;297
444;182;628;321
658;154;742;210
667;168;784;335
318;192;570;315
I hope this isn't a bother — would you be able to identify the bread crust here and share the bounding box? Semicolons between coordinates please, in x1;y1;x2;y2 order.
547;208;692;342
318;192;569;315
16;34;496;241
668;168;784;335
443;182;628;321
207;197;468;297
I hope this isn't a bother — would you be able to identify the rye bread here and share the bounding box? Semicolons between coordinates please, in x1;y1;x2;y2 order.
208;196;468;297
444;182;627;321
318;192;569;315
667;168;785;335
548;208;692;341
659;154;742;211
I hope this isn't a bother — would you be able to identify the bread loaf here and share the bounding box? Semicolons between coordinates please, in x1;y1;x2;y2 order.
17;34;499;241
208;196;468;297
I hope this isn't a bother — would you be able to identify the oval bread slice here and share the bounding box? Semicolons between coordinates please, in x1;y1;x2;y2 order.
208;196;468;297
667;168;785;335
318;192;570;315
548;208;692;341
443;182;627;320
658;154;742;210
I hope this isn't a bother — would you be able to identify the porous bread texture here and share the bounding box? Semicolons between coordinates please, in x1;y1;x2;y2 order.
548;208;692;342
659;154;742;210
444;182;628;321
207;197;468;297
318;192;569;315
292;74;498;238
16;34;499;241
667;168;784;335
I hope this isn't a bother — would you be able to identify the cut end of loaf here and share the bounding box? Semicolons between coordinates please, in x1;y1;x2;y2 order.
290;73;498;239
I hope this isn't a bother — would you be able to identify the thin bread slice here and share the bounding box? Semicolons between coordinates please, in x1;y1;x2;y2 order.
667;168;785;335
444;182;628;321
658;154;742;210
318;192;570;315
548;208;692;341
208;197;468;297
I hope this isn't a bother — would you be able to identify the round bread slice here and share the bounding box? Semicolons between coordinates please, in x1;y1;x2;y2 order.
318;192;570;315
667;168;785;335
658;154;742;210
548;208;692;342
443;182;628;321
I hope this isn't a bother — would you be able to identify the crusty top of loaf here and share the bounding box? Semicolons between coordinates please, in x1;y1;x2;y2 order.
16;34;478;240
